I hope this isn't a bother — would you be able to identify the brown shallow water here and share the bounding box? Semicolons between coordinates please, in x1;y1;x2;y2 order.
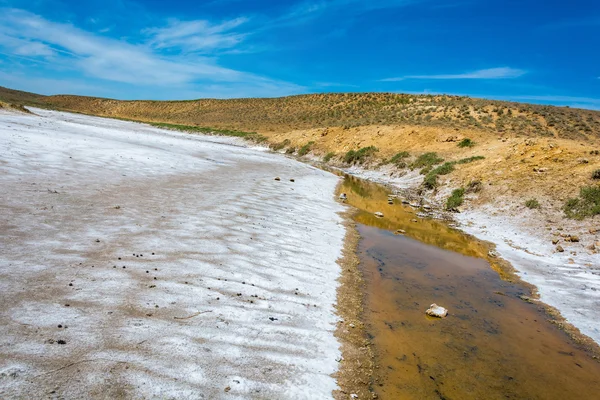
338;175;600;400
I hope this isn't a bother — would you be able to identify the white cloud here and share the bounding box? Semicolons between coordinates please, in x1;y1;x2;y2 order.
0;8;304;98
380;67;527;81
145;17;249;53
0;32;56;57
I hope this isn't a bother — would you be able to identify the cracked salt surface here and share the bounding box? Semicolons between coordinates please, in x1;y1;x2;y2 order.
0;108;346;399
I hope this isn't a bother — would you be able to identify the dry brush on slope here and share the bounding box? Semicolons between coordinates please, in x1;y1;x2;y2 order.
2;86;599;141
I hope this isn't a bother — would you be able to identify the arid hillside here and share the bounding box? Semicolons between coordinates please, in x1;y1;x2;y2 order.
2;85;600;140
2;85;599;228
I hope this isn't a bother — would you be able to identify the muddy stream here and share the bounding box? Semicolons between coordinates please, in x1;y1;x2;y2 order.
337;174;600;400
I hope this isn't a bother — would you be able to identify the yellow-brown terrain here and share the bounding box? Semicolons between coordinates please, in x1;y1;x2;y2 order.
2;85;599;237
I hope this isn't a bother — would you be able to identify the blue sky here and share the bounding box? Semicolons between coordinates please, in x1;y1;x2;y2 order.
0;0;598;109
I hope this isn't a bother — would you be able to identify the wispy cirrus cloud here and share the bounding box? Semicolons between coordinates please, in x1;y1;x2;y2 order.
144;17;250;53
0;8;304;98
380;67;527;82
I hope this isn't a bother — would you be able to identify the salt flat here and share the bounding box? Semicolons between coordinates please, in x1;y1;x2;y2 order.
0;108;346;399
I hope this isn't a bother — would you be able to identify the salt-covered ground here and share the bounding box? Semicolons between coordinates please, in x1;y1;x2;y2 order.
0;108;346;399
340;165;600;345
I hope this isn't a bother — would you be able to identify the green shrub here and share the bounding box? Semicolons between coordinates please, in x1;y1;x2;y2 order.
298;141;314;156
564;186;600;219
458;138;475;148
525;198;540;209
411;152;444;170
323;152;335;162
423;162;455;189
456;156;485;164
344;146;379;164
344;150;357;164
446;188;465;210
271;139;290;151
433;162;455;175
390;151;410;165
285;147;296;154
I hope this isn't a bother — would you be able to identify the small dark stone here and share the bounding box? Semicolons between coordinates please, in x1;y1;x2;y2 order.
152;252;155;255
57;325;62;328
216;297;220;300
269;317;278;321
57;340;66;345
118;257;121;260
68;283;73;287
146;271;149;273
123;266;126;269
140;254;143;257
153;277;157;280
113;266;116;268
64;304;70;307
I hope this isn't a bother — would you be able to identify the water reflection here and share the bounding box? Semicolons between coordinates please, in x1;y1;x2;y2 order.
338;174;600;400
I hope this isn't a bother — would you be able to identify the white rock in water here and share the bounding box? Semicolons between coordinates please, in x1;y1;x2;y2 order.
426;303;448;318
374;212;384;218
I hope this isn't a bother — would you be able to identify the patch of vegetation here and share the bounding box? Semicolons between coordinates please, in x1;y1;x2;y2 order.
421;156;485;190
411;152;444;171
323;152;336;163
457;138;475;148
525;198;540;209
285;147;296;154
456;155;485;164
446;188;465;210
344;146;379;164
297;141;315;156
423;162;455;189
592;169;600;180
270;139;290;151
149;122;267;142
389;151;410;165
564;186;600;219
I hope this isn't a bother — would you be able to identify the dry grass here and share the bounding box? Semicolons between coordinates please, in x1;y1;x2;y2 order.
3;86;599;141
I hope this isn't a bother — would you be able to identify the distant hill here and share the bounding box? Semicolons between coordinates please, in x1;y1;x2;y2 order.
1;86;599;140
